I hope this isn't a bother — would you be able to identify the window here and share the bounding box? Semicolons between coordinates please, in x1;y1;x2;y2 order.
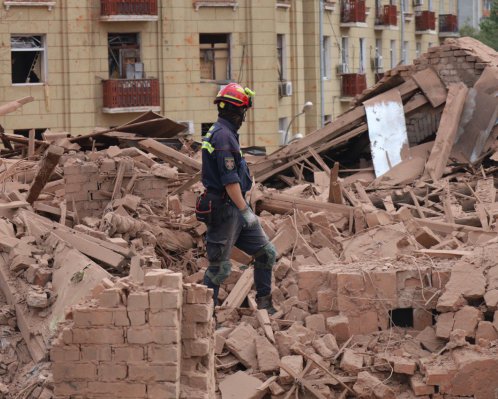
449;0;454;13
390;39;397;69
416;42;421;58
277;34;287;81
11;35;46;84
341;37;349;71
428;0;433;11
402;0;409;12
359;38;366;73
375;39;383;70
13;128;47;140
439;0;444;14
323;36;332;79
324;114;333;125
200;33;230;82
428;42;434;48
278;117;288;146
108;33;141;79
402;41;409;64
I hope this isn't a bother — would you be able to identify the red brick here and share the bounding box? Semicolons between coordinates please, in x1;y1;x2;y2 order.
148;310;179;327
127;327;179;345
435;312;454;339
128;310;146;326
183;304;211;323
413;308;433;331
50;345;80;362
326;315;351;342
353;371;395;399
61;327;73;344
185;284;210;304
54;381;88;397
80;345;112;361
149;289;181;311
305;314;326;333
340;349;363;373
112;345;144;362
148;344;179;362
113;308;130;327
98;288;123;308
144;269;182;290
475;321;498;342
147;382;179;399
128;362;179;382
127;292;149;310
87;382;146;398
410;374;435;396
98;362;127;381
72;328;124;345
393;358;417;375
73;308;113;327
182;338;210;357
453;306;481;338
52;362;97;383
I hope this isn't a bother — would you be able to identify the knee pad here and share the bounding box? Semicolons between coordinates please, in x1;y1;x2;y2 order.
254;242;277;270
205;261;232;285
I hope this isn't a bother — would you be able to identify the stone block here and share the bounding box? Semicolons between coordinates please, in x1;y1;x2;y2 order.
279;355;303;385
305;314;326;333
255;335;280;373
353;371;395;399
453;306;481;338
225;323;259;370
149;289;181;311
144;269;182;290
326;315;351;342
340;349;363;373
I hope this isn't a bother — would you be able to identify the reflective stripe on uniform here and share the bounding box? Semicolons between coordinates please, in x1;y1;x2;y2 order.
202;141;215;154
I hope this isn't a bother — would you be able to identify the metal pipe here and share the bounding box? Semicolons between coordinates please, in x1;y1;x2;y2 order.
400;0;405;64
319;0;325;128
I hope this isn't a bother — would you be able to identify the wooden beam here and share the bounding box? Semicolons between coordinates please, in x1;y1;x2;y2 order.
308;147;330;174
0;96;34;116
28;129;35;159
216;268;254;323
26;145;64;204
328;162;343;204
138;138;201;173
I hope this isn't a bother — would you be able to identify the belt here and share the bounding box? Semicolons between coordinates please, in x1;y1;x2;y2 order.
206;188;227;198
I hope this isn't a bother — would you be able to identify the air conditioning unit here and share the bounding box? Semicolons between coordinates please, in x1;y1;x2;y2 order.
374;55;383;70
413;0;423;6
336;63;348;75
279;81;293;97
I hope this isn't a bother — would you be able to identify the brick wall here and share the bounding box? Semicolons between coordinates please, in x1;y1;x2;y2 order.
50;270;215;399
63;159;172;218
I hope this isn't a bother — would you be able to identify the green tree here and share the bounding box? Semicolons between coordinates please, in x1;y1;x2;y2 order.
459;0;498;50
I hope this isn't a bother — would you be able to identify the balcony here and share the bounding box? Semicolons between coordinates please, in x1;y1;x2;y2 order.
375;4;398;29
100;0;158;21
439;14;459;37
193;0;238;11
340;0;367;27
415;10;436;33
341;73;367;98
102;79;160;114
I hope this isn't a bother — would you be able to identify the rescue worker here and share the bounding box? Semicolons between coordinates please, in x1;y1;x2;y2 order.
198;83;277;313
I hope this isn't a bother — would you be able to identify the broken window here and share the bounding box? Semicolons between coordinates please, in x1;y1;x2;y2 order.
11;35;46;84
200;33;230;82
108;33;142;79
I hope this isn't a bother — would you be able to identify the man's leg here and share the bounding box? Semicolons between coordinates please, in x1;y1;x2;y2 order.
203;205;241;305
235;221;277;312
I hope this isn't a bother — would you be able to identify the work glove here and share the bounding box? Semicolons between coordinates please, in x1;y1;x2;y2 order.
240;206;259;228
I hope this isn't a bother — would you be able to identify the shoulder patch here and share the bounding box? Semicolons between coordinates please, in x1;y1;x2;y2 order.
224;157;235;171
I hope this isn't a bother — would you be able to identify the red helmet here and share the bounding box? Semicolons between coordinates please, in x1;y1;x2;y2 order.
214;83;255;108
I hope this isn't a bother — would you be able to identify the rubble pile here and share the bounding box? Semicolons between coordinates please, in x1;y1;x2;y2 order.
0;37;496;398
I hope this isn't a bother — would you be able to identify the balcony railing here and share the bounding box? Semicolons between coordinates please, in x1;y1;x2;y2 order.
341;0;366;23
100;0;158;20
341;73;367;97
102;79;160;112
375;4;397;26
415;10;436;32
439;14;458;36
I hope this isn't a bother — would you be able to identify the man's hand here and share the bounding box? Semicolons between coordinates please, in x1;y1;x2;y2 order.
240;206;259;228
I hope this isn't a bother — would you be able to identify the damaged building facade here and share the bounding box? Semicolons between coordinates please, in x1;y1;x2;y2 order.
0;0;459;151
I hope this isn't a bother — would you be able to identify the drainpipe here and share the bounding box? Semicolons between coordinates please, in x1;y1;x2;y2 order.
400;0;405;64
319;0;325;127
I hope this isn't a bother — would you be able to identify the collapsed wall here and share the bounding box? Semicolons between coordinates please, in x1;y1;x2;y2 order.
50;270;215;399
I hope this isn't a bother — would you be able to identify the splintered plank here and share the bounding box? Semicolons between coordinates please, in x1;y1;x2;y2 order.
412;67;448;107
216;268;254;323
424;83;469;181
0;96;34;116
26;145;64;204
138;138;201;173
328;162;343;204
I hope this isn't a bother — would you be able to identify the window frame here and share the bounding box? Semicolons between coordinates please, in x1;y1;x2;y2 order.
390;39;397;69
359;37;366;73
323;35;332;79
341;36;349;71
11;34;47;86
277;34;287;81
199;33;231;83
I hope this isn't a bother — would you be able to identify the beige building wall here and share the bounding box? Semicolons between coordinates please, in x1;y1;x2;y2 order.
0;0;457;153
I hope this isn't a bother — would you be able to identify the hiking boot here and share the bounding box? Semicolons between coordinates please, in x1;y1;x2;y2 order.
256;294;276;315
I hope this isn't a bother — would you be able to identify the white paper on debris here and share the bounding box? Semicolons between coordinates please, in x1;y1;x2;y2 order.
364;88;410;177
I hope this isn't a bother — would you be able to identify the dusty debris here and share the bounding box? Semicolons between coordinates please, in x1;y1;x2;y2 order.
0;37;497;398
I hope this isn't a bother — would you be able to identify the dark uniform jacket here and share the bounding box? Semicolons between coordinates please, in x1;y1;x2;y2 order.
201;117;252;195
